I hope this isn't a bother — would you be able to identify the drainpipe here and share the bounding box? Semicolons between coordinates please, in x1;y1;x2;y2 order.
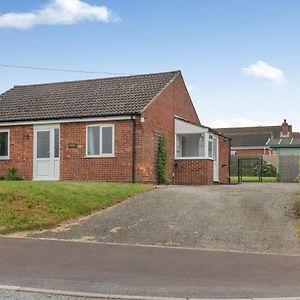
131;115;136;183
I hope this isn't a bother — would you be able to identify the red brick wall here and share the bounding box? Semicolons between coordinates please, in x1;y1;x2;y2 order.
234;148;272;155
218;136;230;184
60;120;133;181
174;159;213;185
0;73;230;185
135;73;201;183
0;125;33;180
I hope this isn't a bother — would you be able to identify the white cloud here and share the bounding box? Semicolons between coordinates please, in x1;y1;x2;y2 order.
210;117;269;128
0;0;120;29
242;60;284;86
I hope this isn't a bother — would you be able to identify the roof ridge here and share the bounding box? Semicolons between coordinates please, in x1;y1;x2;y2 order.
226;131;273;135
13;70;181;88
215;125;282;130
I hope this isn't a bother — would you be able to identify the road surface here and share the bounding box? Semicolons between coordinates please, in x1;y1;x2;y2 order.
0;237;300;299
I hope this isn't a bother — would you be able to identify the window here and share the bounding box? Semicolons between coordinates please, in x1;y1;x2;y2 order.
54;128;60;158
37;131;50;159
0;129;9;159
176;132;218;160
176;133;205;158
208;134;213;158
87;125;114;157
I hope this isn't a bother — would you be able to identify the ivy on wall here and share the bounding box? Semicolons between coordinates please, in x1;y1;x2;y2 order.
156;136;168;184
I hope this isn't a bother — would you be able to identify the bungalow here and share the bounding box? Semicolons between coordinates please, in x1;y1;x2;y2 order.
0;70;230;185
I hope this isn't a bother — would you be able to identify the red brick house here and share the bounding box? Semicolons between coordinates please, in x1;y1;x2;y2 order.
0;71;230;184
215;119;299;156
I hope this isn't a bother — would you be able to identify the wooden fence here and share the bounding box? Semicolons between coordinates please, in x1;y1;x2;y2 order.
278;155;299;182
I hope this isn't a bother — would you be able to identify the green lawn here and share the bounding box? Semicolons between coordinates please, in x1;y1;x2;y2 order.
0;181;152;234
230;176;277;183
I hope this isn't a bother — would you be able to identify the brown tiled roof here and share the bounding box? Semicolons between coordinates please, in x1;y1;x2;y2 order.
223;132;272;147
293;132;300;138
0;70;180;122
215;125;292;140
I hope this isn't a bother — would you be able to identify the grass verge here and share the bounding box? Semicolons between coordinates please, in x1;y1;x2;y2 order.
0;181;152;234
230;176;277;183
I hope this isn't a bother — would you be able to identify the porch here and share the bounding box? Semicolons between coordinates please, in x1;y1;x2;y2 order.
174;118;220;185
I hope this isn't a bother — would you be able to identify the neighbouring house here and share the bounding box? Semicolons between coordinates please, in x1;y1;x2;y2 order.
215;119;300;156
0;70;230;185
266;138;300;156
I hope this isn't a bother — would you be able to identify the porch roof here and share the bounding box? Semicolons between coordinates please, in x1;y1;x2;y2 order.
175;117;230;139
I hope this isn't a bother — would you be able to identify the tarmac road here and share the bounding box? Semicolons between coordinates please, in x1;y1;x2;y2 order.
0;237;300;299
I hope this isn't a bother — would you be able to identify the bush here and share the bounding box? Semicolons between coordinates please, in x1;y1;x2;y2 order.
5;168;22;181
156;136;168;184
261;161;277;177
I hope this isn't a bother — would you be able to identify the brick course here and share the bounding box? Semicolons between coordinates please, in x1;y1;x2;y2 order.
234;148;272;155
174;159;214;185
0;125;33;180
218;136;230;184
60;120;133;181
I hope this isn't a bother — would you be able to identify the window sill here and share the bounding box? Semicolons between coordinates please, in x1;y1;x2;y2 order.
84;155;115;159
175;157;214;160
0;157;10;161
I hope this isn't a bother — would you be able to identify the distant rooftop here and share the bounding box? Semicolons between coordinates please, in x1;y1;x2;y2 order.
267;138;300;148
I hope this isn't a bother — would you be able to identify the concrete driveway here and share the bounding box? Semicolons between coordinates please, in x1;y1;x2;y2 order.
25;183;300;255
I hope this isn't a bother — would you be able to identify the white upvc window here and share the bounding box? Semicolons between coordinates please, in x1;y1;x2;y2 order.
175;132;217;160
86;124;114;157
208;134;214;159
176;133;206;159
0;129;10;160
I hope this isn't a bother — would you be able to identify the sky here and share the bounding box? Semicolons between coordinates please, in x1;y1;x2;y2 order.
0;0;299;131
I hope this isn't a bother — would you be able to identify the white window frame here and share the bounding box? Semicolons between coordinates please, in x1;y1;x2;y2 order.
208;134;214;159
175;132;214;160
86;124;115;158
0;129;10;160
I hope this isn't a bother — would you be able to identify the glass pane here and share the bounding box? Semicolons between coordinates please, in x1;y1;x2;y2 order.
176;135;182;157
88;126;100;156
213;138;217;160
199;134;205;156
208;140;213;158
37;131;50;159
54;129;59;158
0;132;8;157
177;134;205;157
102;126;113;154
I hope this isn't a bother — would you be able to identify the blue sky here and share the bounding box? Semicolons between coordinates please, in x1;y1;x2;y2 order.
0;0;299;131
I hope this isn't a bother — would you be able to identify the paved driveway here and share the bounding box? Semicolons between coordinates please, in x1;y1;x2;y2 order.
25;183;300;255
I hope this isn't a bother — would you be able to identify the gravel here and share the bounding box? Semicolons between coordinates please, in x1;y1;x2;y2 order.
0;290;101;300
26;183;300;255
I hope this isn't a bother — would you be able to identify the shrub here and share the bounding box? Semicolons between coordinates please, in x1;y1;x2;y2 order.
156;136;168;184
5;168;22;181
261;161;277;177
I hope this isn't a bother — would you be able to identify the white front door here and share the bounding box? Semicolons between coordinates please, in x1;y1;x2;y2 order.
213;137;219;182
33;125;60;181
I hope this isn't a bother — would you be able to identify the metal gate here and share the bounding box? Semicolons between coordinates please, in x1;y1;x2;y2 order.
237;157;263;183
